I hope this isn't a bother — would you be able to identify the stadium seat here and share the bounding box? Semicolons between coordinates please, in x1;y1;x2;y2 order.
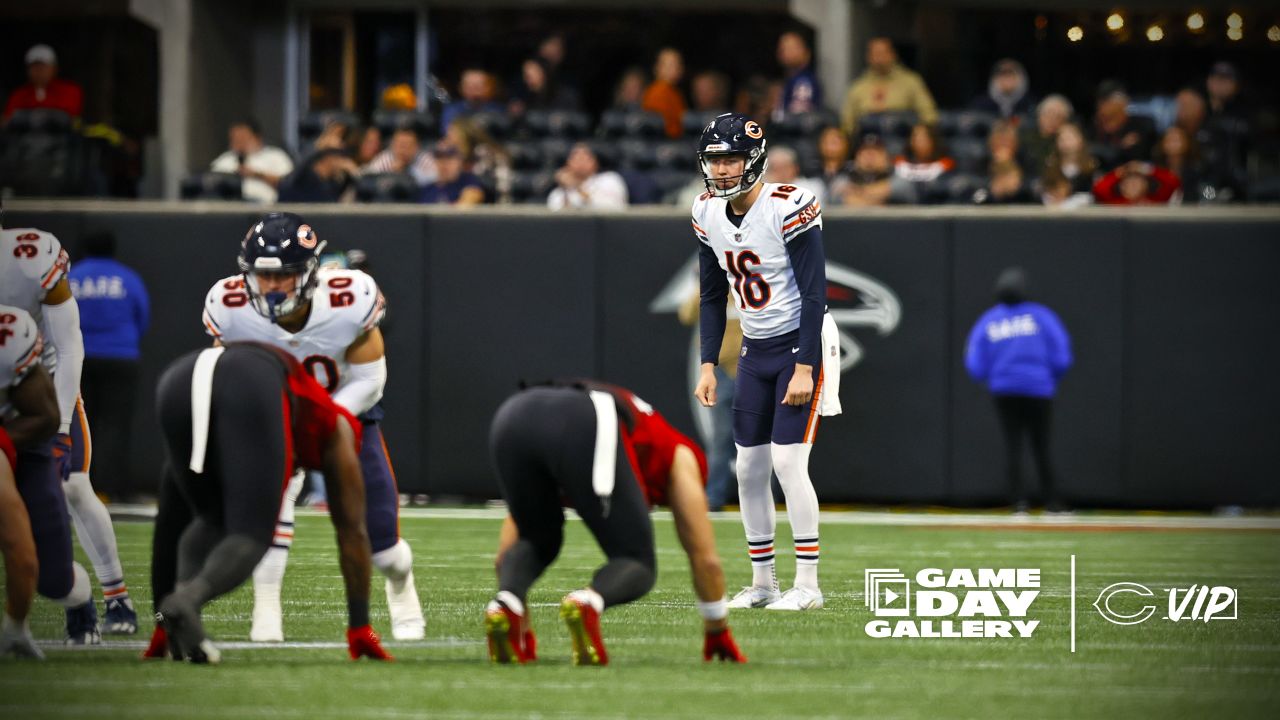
467;111;513;140
371;110;437;139
505;142;544;171
539;138;572;169
682;110;725;137
523;110;591;139
510;170;555;204
652;139;696;171
943;173;985;204
618;138;656;171
299;110;361;143
649;169;695;201
354;172;420;203
618;169;661;204
5;108;74;134
179;172;244;200
858;111;917;140
582;139;621;171
792;141;823;177
949;137;989;174
952;111;997;138
598;109;666;139
773;109;840;139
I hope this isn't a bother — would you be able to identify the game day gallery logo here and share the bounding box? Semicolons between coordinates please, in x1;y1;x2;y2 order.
864;567;1041;639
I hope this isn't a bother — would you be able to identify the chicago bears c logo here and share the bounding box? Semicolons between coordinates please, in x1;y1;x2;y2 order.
744;121;763;139
297;224;317;249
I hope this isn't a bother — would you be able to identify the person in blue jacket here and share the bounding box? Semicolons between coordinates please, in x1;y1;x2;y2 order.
965;267;1072;512
68;233;150;501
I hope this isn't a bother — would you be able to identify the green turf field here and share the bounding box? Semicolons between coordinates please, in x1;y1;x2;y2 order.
2;510;1278;719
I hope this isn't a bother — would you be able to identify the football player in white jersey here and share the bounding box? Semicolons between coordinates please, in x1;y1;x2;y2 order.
692;113;840;611
0;219;138;637
0;304;98;651
201;212;425;641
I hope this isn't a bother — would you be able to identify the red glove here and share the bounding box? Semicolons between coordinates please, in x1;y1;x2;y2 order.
141;625;168;660
51;433;73;480
703;627;746;663
347;625;393;661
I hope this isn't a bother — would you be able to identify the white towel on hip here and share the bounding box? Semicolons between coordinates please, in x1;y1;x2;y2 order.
818;313;842;417
189;346;226;473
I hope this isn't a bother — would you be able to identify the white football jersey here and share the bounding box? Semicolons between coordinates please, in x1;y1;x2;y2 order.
0;304;44;417
201;267;386;394
692;182;823;340
0;228;69;373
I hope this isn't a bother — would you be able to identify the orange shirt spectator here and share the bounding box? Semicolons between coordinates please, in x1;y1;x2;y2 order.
3;45;82;122
642;48;686;138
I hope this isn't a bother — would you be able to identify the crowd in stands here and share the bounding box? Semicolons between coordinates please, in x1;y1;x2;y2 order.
2;33;1273;207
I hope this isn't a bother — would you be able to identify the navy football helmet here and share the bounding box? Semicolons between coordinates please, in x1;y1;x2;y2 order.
697;112;768;200
237;212;326;322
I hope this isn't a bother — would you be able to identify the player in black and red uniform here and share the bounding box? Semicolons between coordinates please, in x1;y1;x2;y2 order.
143;342;391;663
485;380;746;666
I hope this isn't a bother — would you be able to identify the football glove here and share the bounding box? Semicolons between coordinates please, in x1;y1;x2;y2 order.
347;625;393;661
142;625;168;660
703;627;746;663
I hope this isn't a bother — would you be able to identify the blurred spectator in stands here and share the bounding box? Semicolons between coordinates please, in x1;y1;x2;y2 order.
363;127;436;186
208;119;294;203
2;44;82;122
733;75;779;125
446;117;512;203
969;59;1035;120
690;71;730;113
441;68;503;129
1021;95;1073;177
1205;62;1248;124
508;58;580;118
548;142;628;210
818;126;853;202
973;162;1034;205
840;37;938;137
1039;170;1092;210
538;33;578;97
1091;81;1154;170
611;66;648;112
279;122;360;203
418;141;486;206
777;30;822;116
765;146;825;205
841;134;912;206
987;119;1022;168
355;126;383;166
1043;123;1097;195
643;48;687;138
69;232;149;501
1153;126;1203;203
1092;161;1180;205
895;123;954;184
965;267;1072;513
1172;88;1244;201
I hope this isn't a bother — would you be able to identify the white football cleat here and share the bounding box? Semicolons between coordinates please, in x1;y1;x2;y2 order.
386;571;426;640
765;586;824;611
249;597;284;642
727;585;782;609
0;621;44;660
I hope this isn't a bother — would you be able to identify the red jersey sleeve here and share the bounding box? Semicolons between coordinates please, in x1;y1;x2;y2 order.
619;400;707;507
279;353;362;469
0;425;16;471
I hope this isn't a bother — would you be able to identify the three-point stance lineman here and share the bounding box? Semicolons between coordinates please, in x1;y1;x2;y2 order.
202;213;424;641
486;381;746;665
145;342;391;663
692;113;841;611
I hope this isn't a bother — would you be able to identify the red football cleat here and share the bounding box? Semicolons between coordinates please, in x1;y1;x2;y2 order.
346;625;394;661
485;596;535;664
141;625;168;660
560;591;608;666
703;627;747;663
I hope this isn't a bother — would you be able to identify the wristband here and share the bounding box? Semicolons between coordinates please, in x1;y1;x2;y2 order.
697;598;728;622
348;598;370;628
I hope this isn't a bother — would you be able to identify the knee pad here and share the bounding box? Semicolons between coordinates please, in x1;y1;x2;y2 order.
371;538;413;580
63;472;94;508
770;443;813;492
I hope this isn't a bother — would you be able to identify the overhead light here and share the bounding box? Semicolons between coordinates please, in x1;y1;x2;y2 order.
1268;24;1280;42
1227;26;1243;41
1107;13;1125;32
1187;12;1205;31
1226;13;1243;29
1068;25;1085;42
1147;25;1164;42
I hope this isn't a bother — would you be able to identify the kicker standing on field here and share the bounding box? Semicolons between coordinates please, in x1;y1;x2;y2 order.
201;212;424;642
692;113;842;611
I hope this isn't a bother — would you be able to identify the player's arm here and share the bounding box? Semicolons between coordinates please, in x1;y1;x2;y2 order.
335;327;387;417
695;239;729;408
0;434;38;629
666;444;745;662
321;415;391;660
6;365;60;449
782;223;826;406
39;278;84;436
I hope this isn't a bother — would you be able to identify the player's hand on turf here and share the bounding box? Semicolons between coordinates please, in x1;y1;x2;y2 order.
703;627;746;663
694;363;718;408
347;625;394;661
782;366;814;407
51;433;73;480
141;625;168;660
